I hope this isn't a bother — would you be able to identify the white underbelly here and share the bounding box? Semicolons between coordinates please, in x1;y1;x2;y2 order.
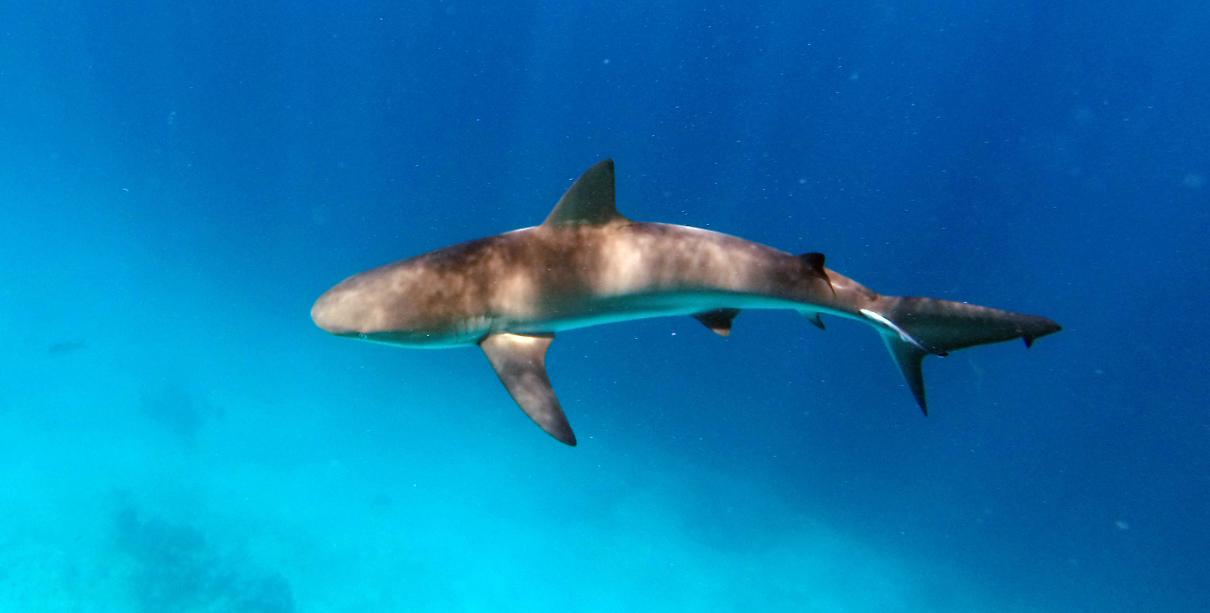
501;291;809;335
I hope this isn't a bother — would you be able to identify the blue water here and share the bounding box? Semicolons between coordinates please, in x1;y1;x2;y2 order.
2;2;1207;611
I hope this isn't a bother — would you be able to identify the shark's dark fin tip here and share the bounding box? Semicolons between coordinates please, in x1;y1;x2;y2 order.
563;431;579;447
1023;336;1035;349
799;252;836;297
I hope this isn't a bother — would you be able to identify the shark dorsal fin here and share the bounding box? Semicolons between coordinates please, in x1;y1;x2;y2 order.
544;159;627;226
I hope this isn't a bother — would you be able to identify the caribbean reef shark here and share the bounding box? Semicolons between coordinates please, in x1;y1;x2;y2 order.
312;160;1060;446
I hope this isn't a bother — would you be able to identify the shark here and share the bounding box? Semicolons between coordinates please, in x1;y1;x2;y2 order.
312;160;1060;446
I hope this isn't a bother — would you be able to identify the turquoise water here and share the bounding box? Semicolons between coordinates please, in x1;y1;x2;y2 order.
2;2;1208;611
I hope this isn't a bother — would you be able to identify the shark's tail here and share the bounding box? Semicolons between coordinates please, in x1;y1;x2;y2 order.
858;296;1061;415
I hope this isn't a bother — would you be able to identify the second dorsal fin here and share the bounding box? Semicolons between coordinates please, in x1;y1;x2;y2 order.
544;159;627;226
800;252;835;297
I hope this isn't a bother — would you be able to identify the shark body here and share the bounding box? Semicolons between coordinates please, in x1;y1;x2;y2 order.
312;160;1060;445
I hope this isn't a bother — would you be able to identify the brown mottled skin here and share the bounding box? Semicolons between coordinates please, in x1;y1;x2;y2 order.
312;159;1060;440
313;221;863;346
311;220;1053;353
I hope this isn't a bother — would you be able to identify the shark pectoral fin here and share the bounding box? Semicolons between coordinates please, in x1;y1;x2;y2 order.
479;333;577;446
882;335;930;416
544;159;629;226
694;308;741;337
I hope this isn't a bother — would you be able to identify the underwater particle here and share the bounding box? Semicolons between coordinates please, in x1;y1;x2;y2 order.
1114;519;1130;531
1181;173;1204;189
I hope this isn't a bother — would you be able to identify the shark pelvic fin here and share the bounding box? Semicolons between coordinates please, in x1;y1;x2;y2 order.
694;308;741;337
480;332;576;446
544;159;627;226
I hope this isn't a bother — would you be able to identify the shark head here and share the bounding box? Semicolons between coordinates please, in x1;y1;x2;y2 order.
311;248;498;347
310;271;394;337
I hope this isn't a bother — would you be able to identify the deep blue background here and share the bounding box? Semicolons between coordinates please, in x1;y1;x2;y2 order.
2;2;1207;611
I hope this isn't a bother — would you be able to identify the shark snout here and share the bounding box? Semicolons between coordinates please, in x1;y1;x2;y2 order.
311;287;360;335
310;291;339;333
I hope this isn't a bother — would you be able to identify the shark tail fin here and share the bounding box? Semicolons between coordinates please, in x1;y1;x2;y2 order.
861;297;1061;415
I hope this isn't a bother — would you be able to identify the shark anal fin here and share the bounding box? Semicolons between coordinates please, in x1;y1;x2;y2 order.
544;159;627;226
882;335;929;416
480;333;576;446
799;252;836;297
694;308;741;337
804;312;826;330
